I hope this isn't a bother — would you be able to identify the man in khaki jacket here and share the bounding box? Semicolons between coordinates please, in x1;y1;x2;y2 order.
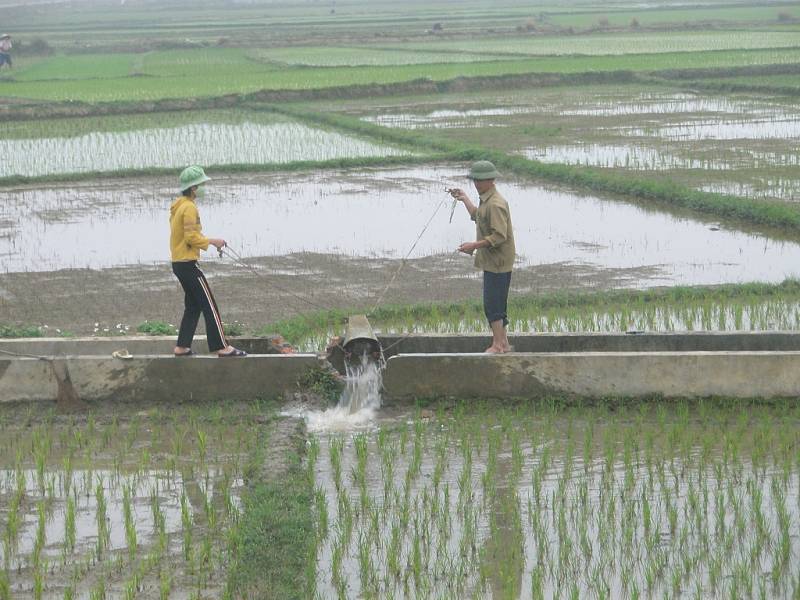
449;161;516;353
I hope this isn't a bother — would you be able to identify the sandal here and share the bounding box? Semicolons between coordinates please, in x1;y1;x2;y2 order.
218;348;247;357
174;350;193;357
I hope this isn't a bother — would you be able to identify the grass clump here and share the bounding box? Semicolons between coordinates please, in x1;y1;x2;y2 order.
298;366;344;404
226;426;316;599
136;320;177;336
0;324;43;338
223;320;246;337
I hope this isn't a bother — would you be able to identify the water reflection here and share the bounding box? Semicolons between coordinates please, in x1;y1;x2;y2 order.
1;167;799;288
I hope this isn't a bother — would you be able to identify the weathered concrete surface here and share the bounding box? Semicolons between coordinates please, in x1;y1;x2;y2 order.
6;334;800;403
0;336;291;357
377;332;800;357
0;354;322;403
382;352;800;400
6;332;800;361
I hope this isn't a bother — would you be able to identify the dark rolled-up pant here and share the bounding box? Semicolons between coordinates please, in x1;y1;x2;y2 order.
483;270;512;327
172;261;227;352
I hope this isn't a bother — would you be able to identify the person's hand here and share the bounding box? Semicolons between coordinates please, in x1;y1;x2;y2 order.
209;238;226;250
458;241;478;255
447;188;470;203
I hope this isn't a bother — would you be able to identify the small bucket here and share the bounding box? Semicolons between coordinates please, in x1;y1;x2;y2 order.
342;315;381;360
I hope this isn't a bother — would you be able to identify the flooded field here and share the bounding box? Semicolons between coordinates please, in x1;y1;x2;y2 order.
308;400;800;599
0;402;263;599
0;111;411;178
349;87;800;201
2;167;799;289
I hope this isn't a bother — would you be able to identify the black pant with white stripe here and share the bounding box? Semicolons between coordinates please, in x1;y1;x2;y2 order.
172;261;227;352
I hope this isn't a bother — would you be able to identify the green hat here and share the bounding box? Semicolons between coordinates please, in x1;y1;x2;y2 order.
179;165;211;190
467;160;499;180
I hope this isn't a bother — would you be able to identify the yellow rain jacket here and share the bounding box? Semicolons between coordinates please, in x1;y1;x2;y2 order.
170;196;210;262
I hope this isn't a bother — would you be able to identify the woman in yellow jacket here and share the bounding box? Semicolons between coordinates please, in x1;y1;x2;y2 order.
170;166;246;357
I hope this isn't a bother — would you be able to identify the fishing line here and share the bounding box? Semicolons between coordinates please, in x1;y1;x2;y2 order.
367;195;448;316
220;190;450;352
219;245;331;313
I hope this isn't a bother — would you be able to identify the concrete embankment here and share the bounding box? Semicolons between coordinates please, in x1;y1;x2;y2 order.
0;335;322;403
382;351;800;400
2;333;800;402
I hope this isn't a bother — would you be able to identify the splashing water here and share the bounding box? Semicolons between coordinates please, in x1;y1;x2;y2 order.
304;354;383;432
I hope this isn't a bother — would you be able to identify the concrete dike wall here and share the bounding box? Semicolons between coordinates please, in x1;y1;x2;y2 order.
0;335;323;403
2;333;800;402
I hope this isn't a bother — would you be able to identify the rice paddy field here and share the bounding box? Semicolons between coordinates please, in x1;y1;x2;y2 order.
3;0;800;597
0;401;268;599
309;399;800;599
339;85;800;202
0;111;414;179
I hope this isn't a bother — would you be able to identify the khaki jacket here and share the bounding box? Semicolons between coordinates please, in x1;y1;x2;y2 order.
472;188;515;273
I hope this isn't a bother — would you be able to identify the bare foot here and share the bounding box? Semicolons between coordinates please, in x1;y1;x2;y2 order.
485;344;513;354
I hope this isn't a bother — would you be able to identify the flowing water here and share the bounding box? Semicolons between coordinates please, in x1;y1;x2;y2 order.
305;354;384;433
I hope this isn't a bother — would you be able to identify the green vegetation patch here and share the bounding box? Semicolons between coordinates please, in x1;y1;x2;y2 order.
0;323;43;338
141;48;273;78
136;320;177;336
264;280;800;349
4;47;800;102
310;398;800;597
387;30;800;57
249;46;513;67
0;401;270;599
547;5;800;28
11;53;139;82
0;109;288;140
226;421;316;599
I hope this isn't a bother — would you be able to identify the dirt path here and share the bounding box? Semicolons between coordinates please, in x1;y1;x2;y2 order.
0;251;660;336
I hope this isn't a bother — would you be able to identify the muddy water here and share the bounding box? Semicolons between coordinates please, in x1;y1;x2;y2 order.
0;467;240;567
2;167;799;288
623;117;800;141
523;143;734;171
360;92;800;132
0;405;257;600
309;403;800;599
352;89;800;201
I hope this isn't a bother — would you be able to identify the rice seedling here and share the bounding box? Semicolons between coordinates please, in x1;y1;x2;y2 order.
181;490;193;562
311;399;800;597
123;483;138;561
0;112;413;179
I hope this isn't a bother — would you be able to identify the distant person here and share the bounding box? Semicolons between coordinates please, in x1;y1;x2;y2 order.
170;166;246;357
0;35;12;69
449;161;516;353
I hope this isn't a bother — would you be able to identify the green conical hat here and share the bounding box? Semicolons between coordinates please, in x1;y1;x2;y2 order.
179;165;211;190
467;161;500;180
